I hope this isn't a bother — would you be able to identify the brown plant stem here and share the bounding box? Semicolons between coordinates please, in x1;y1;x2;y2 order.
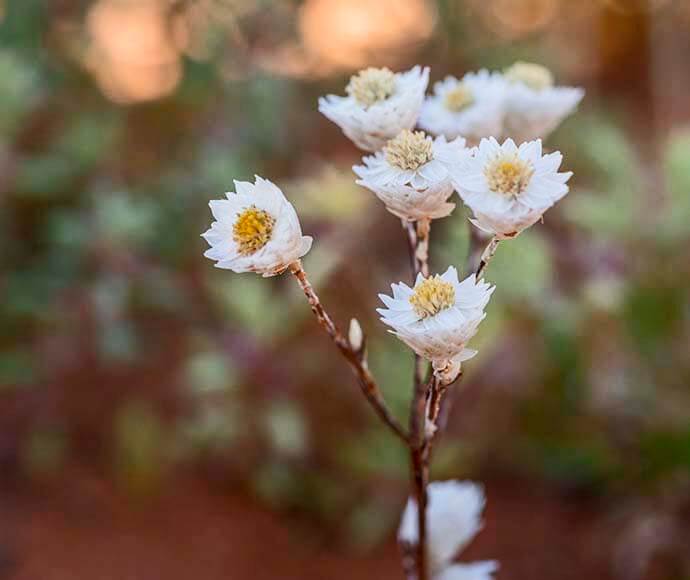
475;236;500;279
403;217;433;580
289;260;409;444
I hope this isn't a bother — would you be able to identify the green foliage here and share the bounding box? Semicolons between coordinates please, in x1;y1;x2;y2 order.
662;130;690;239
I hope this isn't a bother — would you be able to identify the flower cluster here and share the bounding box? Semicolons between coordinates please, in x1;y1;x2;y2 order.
321;62;582;151
201;60;583;580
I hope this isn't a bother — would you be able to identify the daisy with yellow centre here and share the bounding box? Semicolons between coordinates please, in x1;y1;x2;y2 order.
484;153;534;197
504;62;554;91
443;83;474;112
451;138;573;239
353;129;466;221
346;67;396;107
378;267;494;367
319;65;429;151
385;130;434;171
202;176;312;276
409;275;456;319
232;206;275;256
501;61;584;142
418;71;506;143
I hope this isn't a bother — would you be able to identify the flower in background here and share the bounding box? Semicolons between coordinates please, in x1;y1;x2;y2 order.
399;480;498;580
202;176;312;277
502;61;584;142
418;71;506;145
378;267;493;369
318;65;429;151
452;137;572;239
353;129;466;221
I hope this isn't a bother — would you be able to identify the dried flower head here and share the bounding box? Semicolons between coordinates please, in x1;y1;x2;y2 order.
319;65;429;151
202;176;312;276
378;267;493;366
354;132;466;221
452;138;572;239
418;71;506;144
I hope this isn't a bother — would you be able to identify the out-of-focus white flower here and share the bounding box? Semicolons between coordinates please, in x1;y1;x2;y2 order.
398;480;498;579
202;176;312;277
452;137;572;239
353;129;466;221
378;267;493;367
502;61;584;142
434;562;500;580
318;65;429;151
418;71;506;145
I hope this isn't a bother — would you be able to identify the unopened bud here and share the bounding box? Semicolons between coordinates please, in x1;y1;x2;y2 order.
348;318;364;352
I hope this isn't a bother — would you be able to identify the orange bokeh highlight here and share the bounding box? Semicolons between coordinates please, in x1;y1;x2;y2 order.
85;0;183;104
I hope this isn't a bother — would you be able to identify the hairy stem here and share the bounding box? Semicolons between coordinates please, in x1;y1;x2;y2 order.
289;261;409;444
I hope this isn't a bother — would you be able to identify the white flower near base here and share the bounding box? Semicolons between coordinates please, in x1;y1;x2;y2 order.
378;267;494;369
353;130;467;221
452;137;572;239
502;62;584;143
399;480;498;580
201;176;312;277
418;71;506;145
318;66;429;151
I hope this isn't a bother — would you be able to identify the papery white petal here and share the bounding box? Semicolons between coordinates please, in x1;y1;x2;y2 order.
399;481;488;573
435;561;499;580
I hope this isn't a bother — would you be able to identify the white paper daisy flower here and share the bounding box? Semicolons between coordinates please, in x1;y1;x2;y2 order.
452;137;572;239
399;480;498;579
418;71;506;145
502;61;584;142
353;129;467;221
201;176;312;277
378;267;493;367
318;65;430;151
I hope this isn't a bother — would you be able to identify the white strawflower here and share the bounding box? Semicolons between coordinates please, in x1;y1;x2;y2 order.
452;137;572;239
435;562;500;580
398;480;498;579
418;71;506;144
378;267;493;367
502;61;584;142
353;129;466;221
201;176;312;277
318;65;429;151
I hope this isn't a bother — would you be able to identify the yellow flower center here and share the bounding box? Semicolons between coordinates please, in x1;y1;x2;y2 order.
504;62;554;91
385;130;434;171
444;83;474;112
409;275;456;319
484;153;535;197
346;67;396;107
232;206;275;256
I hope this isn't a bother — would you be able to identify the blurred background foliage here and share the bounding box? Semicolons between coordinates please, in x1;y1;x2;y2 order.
0;1;689;579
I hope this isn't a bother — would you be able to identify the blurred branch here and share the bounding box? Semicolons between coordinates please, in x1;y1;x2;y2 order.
288;260;409;444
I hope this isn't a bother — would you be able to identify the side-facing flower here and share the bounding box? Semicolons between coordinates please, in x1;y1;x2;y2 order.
502;61;584;142
418;70;506;145
318;65;429;151
452;137;572;239
399;480;498;579
378;267;493;368
353;129;466;221
202;176;312;277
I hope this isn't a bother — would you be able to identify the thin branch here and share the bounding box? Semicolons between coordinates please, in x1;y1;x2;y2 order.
289;260;409;444
403;217;433;580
